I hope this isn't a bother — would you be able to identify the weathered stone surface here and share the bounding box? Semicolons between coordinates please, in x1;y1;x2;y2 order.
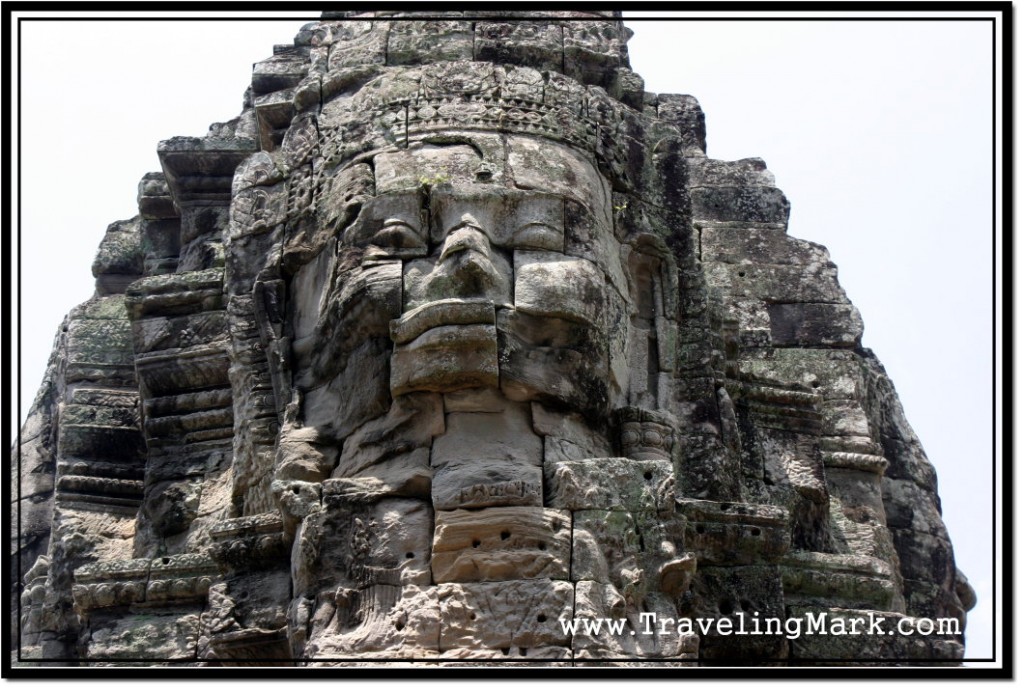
532;403;614;463
573;581;698;662
497;308;610;416
307;584;440;659
432;507;571;583
444;387;508;413
301;337;391;441
92;218;144;295
545;458;673;514
403;237;513;310
333;392;443;483
437;580;574;651
475;22;563;73
12;10;971;668
679;499;791;566
514;251;606;327
430;405;543;511
82;609;202;661
388;20;473;65
780;552;896;611
391;324;500;396
767;303;864;347
313;494;433;590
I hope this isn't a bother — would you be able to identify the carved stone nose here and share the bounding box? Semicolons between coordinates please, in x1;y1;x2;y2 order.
418;213;510;305
402;213;512;312
439;214;490;262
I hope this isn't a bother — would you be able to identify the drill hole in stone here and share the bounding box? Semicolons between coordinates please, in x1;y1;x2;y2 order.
643;471;653;480
472;539;481;548
750;527;761;537
500;531;511;541
537;542;547;551
811;380;821;388
740;599;753;612
292;486;300;494
162;557;170;565
395;621;405;631
695;525;705;534
738;270;746;278
469;613;476;620
405;552;414;559
718;599;734;615
537;613;547;623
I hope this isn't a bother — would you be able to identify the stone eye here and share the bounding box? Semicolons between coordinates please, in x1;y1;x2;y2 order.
511;222;562;252
369;219;423;250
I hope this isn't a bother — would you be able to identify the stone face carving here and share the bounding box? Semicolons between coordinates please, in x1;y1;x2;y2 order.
12;11;974;668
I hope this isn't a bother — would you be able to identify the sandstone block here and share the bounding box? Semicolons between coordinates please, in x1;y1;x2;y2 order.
432;507;571;582
531;403;613;463
544;457;673;513
438;580;574;651
391;324;500;396
431;460;543;512
83;609;201;661
334;393;443;480
572;581;697;661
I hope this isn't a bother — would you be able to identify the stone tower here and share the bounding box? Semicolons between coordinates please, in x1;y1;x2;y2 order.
13;11;974;666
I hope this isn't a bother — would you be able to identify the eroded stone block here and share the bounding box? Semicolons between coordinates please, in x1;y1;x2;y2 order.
314;496;433;589
545;457;673;513
334;393;443;481
438;580;574;651
391;324;500;396
430;405;543;510
309;584;440;658
572;581;697;661
83;608;201;661
432;507;570;582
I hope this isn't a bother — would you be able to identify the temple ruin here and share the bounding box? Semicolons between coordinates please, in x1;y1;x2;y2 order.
12;11;974;666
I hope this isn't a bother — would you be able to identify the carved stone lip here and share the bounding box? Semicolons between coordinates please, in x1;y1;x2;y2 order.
390;323;500;396
390;298;500;345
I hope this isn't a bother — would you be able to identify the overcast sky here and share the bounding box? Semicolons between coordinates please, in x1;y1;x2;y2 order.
12;11;1000;663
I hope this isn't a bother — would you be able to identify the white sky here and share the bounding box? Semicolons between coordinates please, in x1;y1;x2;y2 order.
11;10;1001;665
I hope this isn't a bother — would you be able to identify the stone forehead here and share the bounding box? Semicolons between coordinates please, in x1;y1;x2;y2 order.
369;133;610;208
313;60;662;186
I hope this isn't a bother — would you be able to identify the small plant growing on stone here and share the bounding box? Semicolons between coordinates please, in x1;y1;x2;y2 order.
418;172;450;189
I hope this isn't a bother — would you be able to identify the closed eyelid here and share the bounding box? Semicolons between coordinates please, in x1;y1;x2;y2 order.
368;219;425;249
511;221;563;252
